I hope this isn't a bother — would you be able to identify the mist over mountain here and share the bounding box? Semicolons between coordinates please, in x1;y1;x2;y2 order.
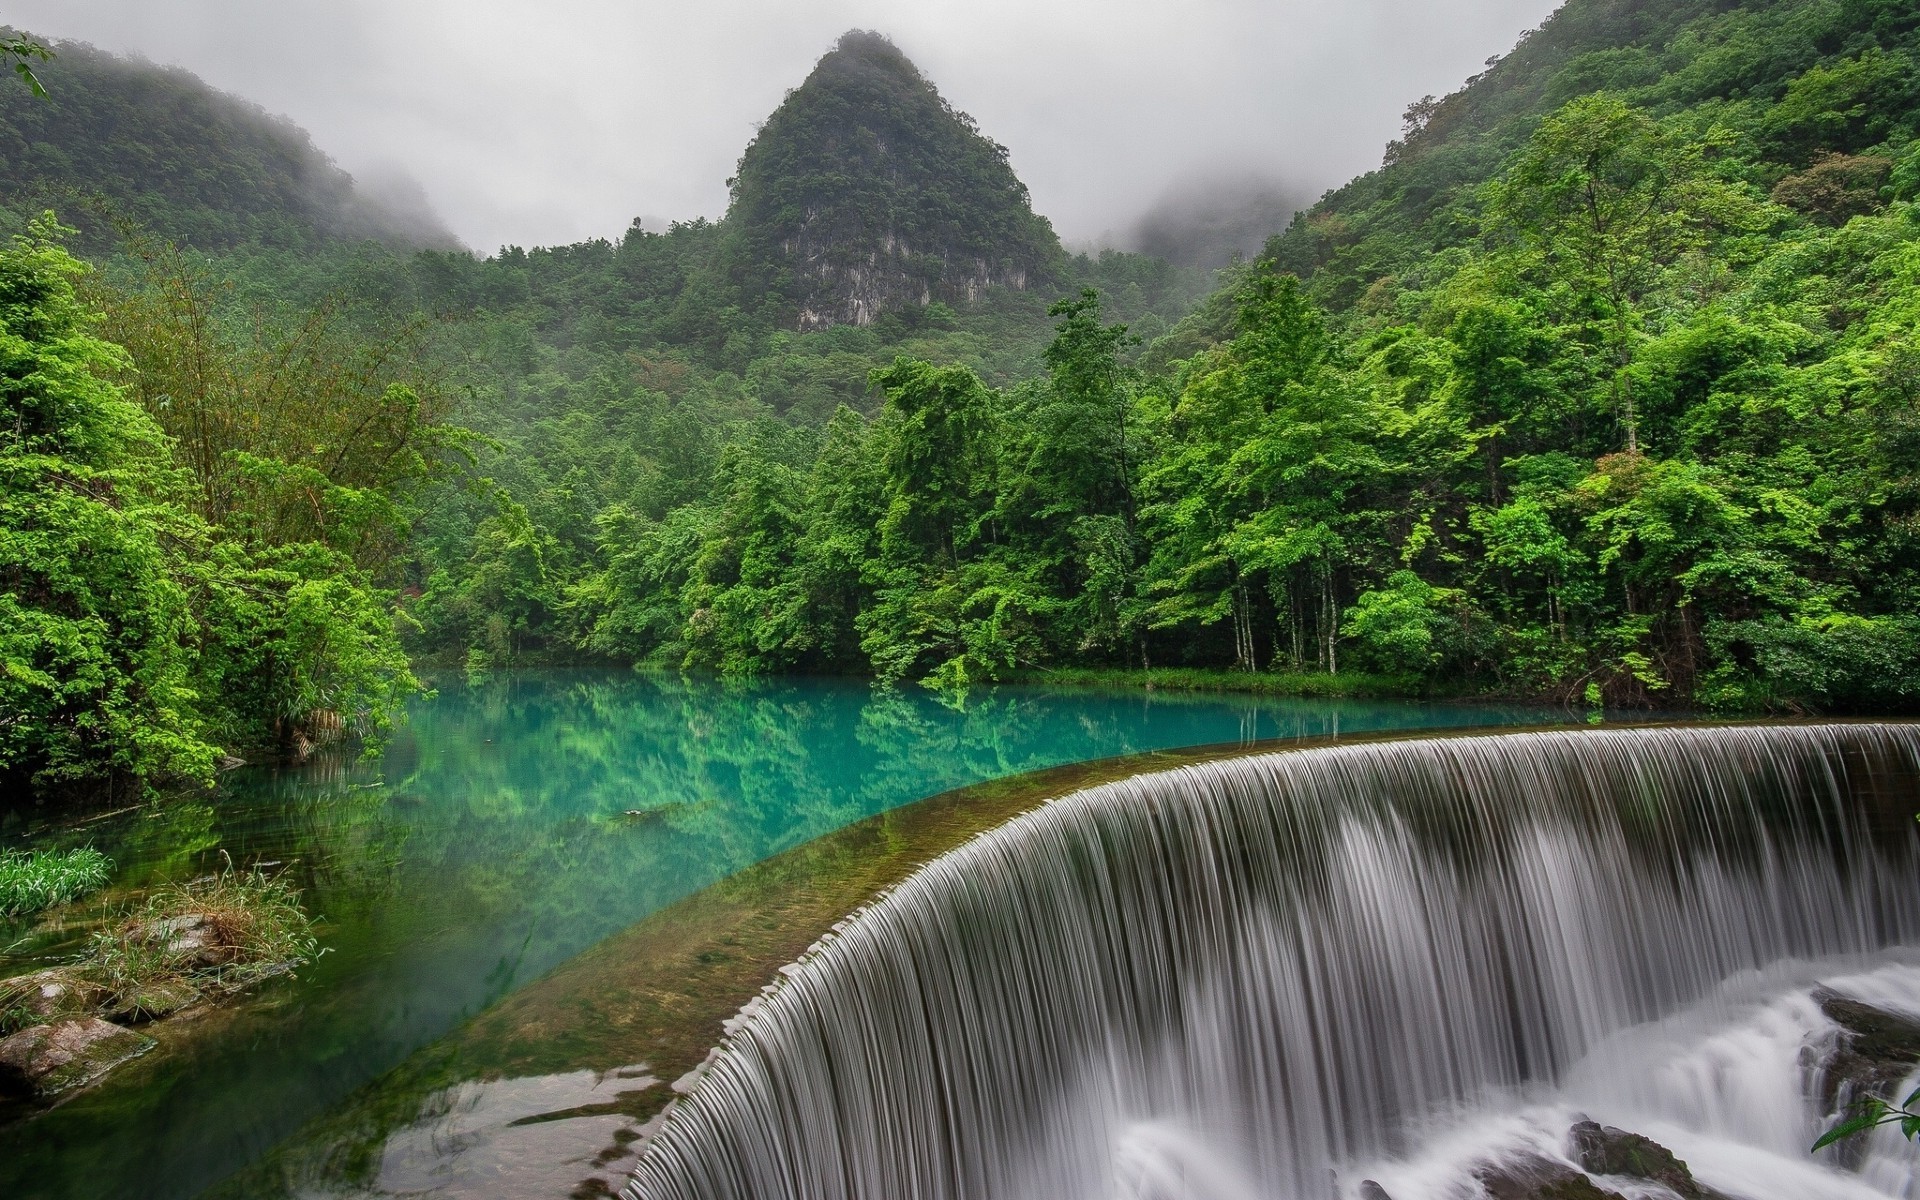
1127;175;1318;268
0;31;461;251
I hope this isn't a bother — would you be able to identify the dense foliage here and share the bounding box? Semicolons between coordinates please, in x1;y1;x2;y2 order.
483;0;1920;710
0;219;434;797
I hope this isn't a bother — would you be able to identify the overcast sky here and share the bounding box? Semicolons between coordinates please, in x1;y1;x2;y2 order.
11;0;1563;254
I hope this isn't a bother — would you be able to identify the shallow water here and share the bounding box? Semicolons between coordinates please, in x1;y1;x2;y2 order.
0;670;1561;1199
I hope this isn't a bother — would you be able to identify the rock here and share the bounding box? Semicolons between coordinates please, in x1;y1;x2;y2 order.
1814;986;1920;1112
1569;1121;1721;1199
131;912;239;969
1475;1155;1623;1200
1358;1181;1394;1200
0;1018;154;1100
0;967;105;1023
107;977;201;1022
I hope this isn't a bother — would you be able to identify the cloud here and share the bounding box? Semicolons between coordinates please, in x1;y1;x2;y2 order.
11;0;1563;254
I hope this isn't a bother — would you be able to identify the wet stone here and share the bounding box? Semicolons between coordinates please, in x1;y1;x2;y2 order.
1569;1121;1720;1199
108;977;201;1022
1358;1180;1394;1200
1814;986;1920;1111
0;1018;155;1100
1475;1154;1624;1200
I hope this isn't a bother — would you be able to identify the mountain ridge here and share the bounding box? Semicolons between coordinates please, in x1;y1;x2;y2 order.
0;30;460;252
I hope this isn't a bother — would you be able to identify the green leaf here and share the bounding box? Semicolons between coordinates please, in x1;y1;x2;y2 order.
1813;1107;1883;1151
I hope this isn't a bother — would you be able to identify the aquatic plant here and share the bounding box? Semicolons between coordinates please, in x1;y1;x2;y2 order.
0;847;112;918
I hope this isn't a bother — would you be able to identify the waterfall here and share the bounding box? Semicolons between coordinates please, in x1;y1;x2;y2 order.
625;724;1920;1200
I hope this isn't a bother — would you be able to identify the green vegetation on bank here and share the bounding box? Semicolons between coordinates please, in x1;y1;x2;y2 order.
0;219;438;797
1007;668;1427;700
5;0;1920;802
0;847;109;918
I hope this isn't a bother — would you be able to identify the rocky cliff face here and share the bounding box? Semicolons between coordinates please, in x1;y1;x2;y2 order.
722;31;1061;330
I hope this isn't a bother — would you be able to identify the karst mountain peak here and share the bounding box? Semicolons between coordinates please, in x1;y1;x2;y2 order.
720;30;1063;331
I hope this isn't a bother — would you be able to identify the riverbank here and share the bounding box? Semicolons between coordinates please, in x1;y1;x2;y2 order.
1007;665;1436;699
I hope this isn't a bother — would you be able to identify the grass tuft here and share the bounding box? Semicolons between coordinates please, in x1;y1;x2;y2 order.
84;867;319;1019
0;864;319;1032
0;847;113;918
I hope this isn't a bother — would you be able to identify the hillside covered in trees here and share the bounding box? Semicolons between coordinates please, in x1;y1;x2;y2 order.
5;0;1920;800
0;31;459;251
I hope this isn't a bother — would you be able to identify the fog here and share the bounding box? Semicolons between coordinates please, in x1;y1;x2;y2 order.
9;0;1563;256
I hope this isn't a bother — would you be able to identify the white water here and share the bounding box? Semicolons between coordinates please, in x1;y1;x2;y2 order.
626;725;1920;1200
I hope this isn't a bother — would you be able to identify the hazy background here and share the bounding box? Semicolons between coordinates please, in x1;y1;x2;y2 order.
8;0;1562;258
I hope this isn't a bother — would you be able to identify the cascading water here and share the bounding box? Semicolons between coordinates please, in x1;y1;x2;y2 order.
625;724;1920;1200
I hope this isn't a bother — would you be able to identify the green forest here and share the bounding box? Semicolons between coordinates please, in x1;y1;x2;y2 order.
6;0;1920;802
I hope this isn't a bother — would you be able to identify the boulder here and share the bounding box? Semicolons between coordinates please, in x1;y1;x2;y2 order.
1474;1155;1623;1200
1569;1121;1724;1199
1814;987;1920;1112
0;1018;154;1100
1358;1181;1394;1200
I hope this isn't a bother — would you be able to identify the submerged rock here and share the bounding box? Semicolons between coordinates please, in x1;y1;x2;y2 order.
1474;1155;1623;1200
1814;986;1920;1111
1569;1121;1723;1199
0;1018;154;1100
1357;1181;1394;1200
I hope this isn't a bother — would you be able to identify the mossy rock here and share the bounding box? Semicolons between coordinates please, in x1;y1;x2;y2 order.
0;1018;155;1100
110;978;201;1022
1570;1121;1724;1199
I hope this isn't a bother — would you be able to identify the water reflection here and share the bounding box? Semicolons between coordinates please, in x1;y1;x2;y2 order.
0;671;1564;1199
373;1065;657;1198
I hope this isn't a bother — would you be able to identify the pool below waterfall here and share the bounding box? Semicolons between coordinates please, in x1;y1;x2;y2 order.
0;671;1566;1199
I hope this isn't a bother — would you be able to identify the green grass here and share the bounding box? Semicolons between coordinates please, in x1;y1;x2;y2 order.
0;847;113;918
1007;666;1432;700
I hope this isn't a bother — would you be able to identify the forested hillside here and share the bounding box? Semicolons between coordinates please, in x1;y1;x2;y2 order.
435;0;1913;713
6;0;1920;802
0;30;458;251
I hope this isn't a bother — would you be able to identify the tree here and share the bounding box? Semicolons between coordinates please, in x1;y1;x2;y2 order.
1487;94;1767;453
870;358;996;569
0;218;211;791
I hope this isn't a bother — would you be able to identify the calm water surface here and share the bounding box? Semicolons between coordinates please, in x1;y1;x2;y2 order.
0;670;1566;1198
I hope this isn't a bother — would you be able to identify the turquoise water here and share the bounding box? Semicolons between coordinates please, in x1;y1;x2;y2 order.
0;671;1566;1198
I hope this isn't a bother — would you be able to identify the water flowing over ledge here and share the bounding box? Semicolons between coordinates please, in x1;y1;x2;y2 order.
625;723;1920;1200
